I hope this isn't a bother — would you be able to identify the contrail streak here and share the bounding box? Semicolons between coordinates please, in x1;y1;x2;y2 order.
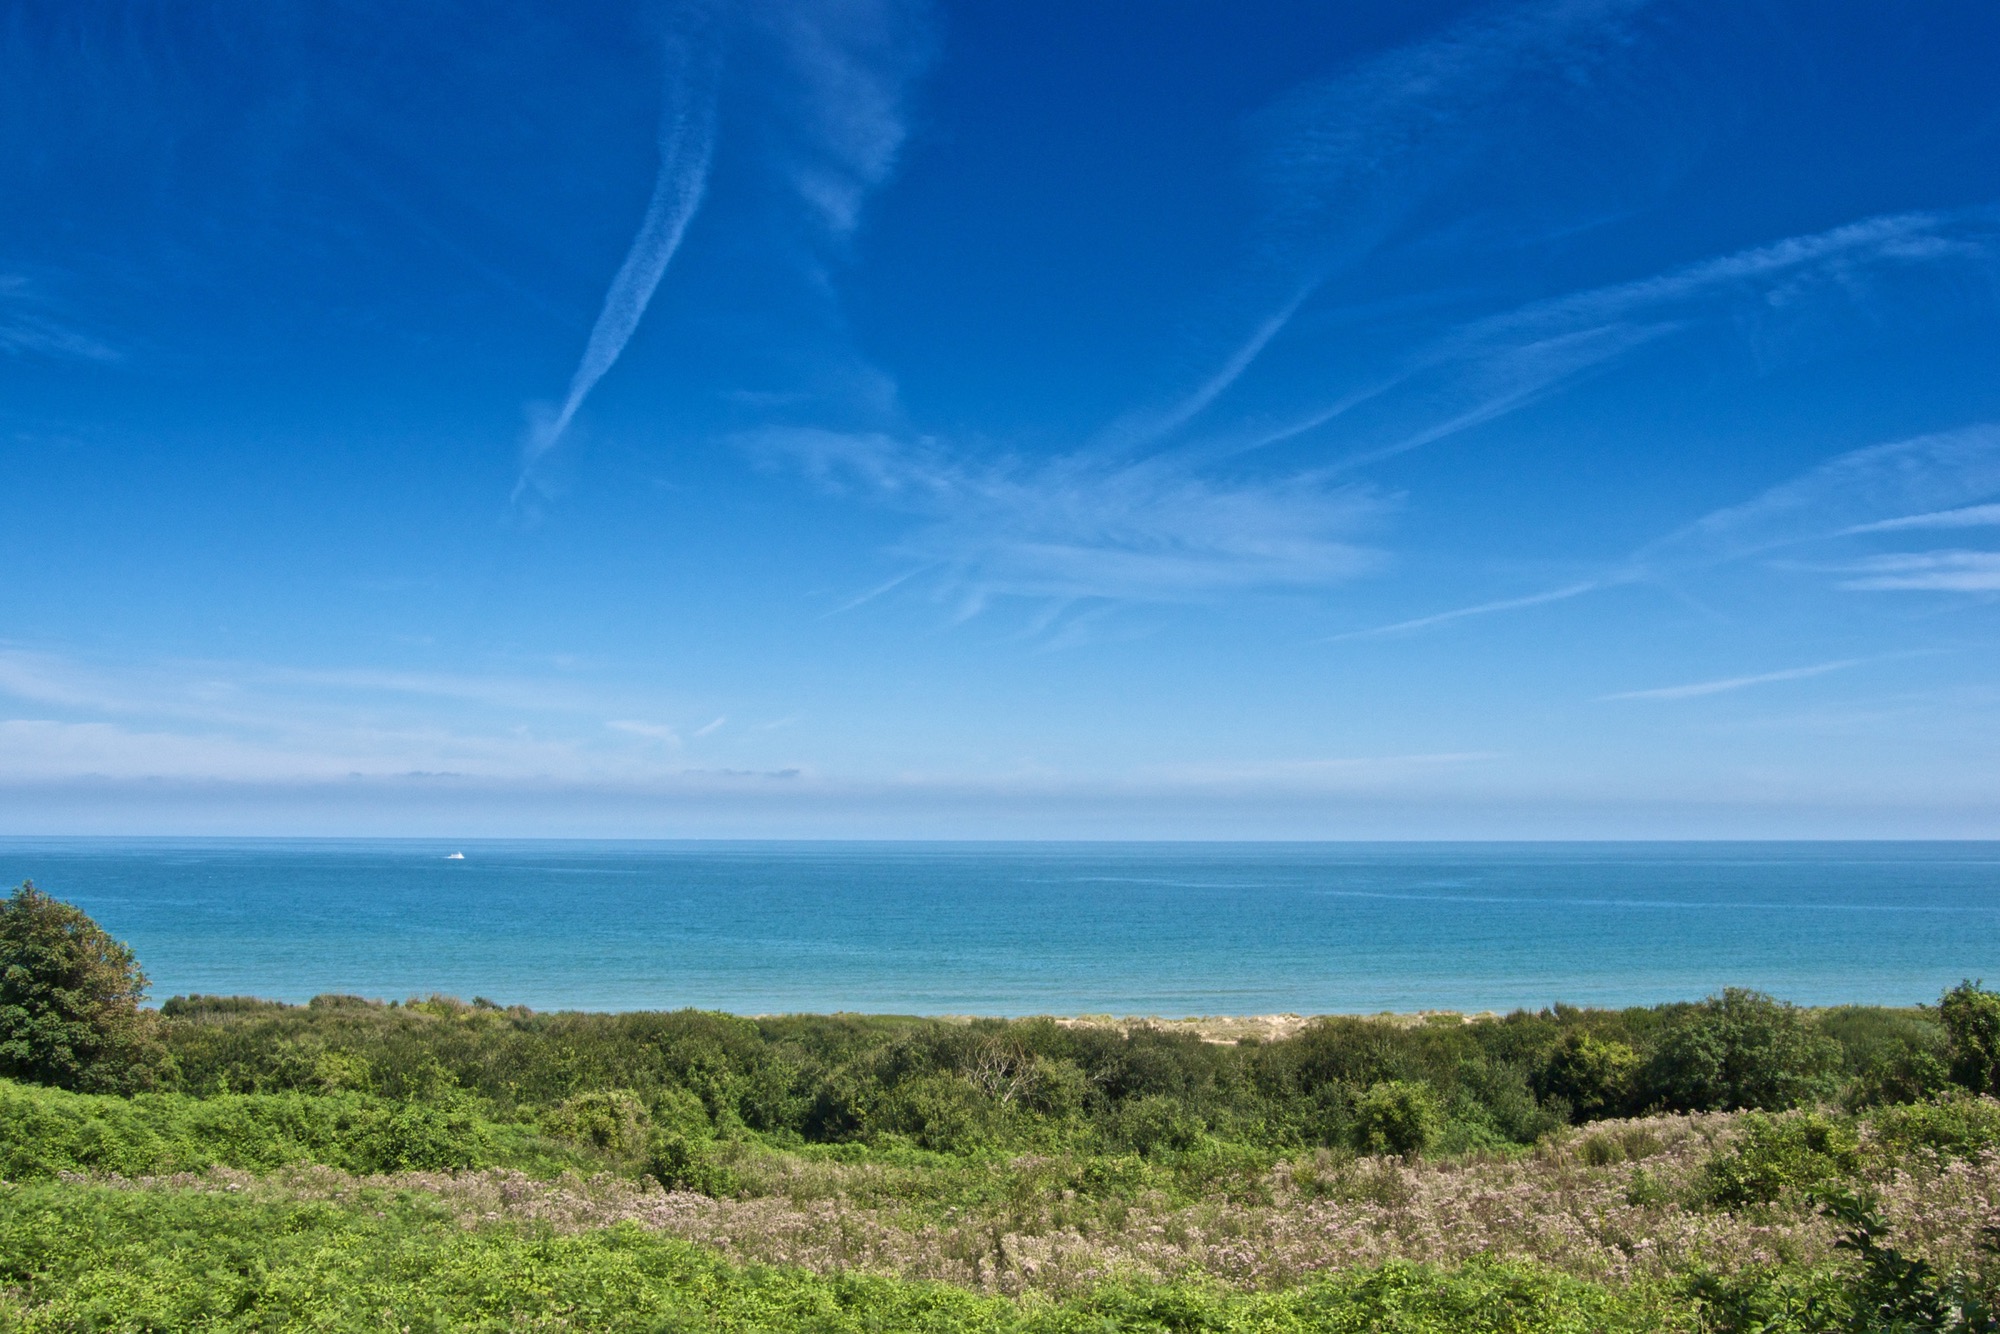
517;70;717;496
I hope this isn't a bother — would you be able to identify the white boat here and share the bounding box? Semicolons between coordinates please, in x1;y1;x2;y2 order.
444;852;465;860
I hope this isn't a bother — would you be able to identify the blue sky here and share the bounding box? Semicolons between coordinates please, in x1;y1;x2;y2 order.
3;0;1999;838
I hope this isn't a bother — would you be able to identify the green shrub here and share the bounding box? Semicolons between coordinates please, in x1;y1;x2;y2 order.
642;1084;736;1194
541;1088;650;1158
873;1071;1000;1153
0;883;164;1093
1352;1080;1442;1157
0;1077;581;1179
144;983;1958;1166
1535;1032;1640;1122
1642;990;1841;1113
1702;1111;1860;1207
1577;1124;1666;1167
1111;1093;1208;1157
1939;982;2000;1098
1866;1094;2000;1165
645;1128;740;1196
1820;1005;1953;1109
158;993;290;1018
1818;1187;2000;1334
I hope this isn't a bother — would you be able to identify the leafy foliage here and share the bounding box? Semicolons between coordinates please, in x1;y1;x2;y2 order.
1941;982;2000;1099
141;987;1945;1167
1535;1031;1640;1121
0;1076;590;1178
1821;1188;2000;1334
1824;1005;1956;1108
0;1180;1677;1333
0;882;163;1092
1865;1094;2000;1165
1641;989;1842;1113
1702;1111;1859;1207
1351;1080;1442;1156
5;976;2000;1331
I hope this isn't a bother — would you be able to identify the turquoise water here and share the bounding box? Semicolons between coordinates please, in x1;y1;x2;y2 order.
3;839;1997;1014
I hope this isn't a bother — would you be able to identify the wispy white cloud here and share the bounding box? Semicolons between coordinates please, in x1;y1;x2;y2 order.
693;715;728;738
1642;422;2000;568
1328;320;1681;471
518;52;718;492
1328;580;1608;641
0;275;118;362
515;0;929;499
1254;0;1652;263
772;209;1966;620
0;719;346;783
1475;208;1996;343
1280;205;2000;472
0;649;134;711
757;0;930;236
1833;551;2000;592
1603;658;1865;701
1157;198;2000;517
259;666;603;714
0;712;596;785
1126;0;1655;447
0;647;778;785
758;428;1390;604
1336;420;2000;638
1842;503;2000;535
1107;286;1316;449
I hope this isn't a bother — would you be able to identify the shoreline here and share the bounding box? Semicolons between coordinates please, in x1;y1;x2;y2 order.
159;993;1527;1042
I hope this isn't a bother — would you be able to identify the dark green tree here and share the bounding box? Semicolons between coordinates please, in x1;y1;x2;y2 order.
1639;988;1839;1113
1351;1079;1442;1157
1534;1031;1640;1122
0;881;163;1092
1938;981;2000;1098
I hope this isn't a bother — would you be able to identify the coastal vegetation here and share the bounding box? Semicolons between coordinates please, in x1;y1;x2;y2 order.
4;880;2000;1331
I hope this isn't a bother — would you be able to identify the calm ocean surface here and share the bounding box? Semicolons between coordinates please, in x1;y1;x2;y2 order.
3;839;1997;1015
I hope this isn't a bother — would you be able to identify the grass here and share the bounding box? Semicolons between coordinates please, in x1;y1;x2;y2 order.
0;1180;1682;1333
75;1103;1997;1303
0;1078;594;1180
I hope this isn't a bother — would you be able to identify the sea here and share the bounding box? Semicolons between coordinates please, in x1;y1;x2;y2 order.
3;839;1997;1016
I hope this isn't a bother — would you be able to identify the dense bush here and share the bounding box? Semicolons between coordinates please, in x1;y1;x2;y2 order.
0;882;163;1093
540;1088;654;1159
1940;981;2000;1098
1350;1080;1443;1156
1535;1031;1640;1121
1865;1093;2000;1164
1640;989;1842;1113
136;986;1969;1167
1701;1111;1860;1206
1817;1189;2000;1334
0;1077;586;1179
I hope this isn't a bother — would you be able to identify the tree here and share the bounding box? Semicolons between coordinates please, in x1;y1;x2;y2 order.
1535;1031;1640;1122
1351;1079;1442;1157
1937;980;2000;1097
0;881;163;1091
1640;988;1839;1113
